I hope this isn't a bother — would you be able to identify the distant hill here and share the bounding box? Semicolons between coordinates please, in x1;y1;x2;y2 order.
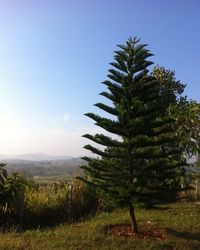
0;154;85;179
0;153;73;162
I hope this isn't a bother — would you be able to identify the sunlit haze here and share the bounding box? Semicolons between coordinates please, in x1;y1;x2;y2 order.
0;0;200;156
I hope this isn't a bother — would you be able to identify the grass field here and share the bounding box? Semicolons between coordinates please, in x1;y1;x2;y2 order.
0;202;199;250
33;175;70;184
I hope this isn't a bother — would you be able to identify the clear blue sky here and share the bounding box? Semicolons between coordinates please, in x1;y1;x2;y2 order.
0;0;199;156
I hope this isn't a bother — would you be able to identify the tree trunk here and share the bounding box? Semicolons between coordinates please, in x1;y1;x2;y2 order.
129;205;138;233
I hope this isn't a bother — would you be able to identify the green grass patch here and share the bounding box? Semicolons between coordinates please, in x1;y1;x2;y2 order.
0;202;200;250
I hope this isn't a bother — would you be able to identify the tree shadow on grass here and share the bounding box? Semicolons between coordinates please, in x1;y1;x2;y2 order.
167;228;200;242
167;228;200;250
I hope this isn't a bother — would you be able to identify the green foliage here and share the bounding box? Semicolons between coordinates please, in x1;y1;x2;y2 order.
0;163;8;199
152;66;200;158
152;66;200;196
152;66;186;107
170;100;200;157
0;163;27;224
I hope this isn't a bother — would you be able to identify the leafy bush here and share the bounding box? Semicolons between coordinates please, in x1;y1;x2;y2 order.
0;163;27;226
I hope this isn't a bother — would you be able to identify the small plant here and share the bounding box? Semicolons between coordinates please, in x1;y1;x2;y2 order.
0;163;28;225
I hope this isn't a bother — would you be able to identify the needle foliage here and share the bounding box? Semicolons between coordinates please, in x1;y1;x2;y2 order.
79;37;186;232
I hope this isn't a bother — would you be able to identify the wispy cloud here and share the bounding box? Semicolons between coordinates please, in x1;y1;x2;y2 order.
63;113;70;123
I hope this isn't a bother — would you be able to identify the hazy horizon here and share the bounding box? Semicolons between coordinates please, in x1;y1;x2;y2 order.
0;152;76;157
0;0;200;156
0;152;83;162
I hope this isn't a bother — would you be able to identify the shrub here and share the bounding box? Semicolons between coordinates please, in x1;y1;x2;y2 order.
24;182;69;227
0;166;98;229
0;164;27;226
23;179;98;228
70;179;98;220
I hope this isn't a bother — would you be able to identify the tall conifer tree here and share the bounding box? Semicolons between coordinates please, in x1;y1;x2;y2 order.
80;37;186;233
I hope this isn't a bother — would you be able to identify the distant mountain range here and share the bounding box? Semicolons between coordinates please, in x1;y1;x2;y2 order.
0;153;74;162
0;154;84;179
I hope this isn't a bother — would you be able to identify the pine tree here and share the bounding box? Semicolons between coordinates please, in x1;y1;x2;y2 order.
79;37;186;233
